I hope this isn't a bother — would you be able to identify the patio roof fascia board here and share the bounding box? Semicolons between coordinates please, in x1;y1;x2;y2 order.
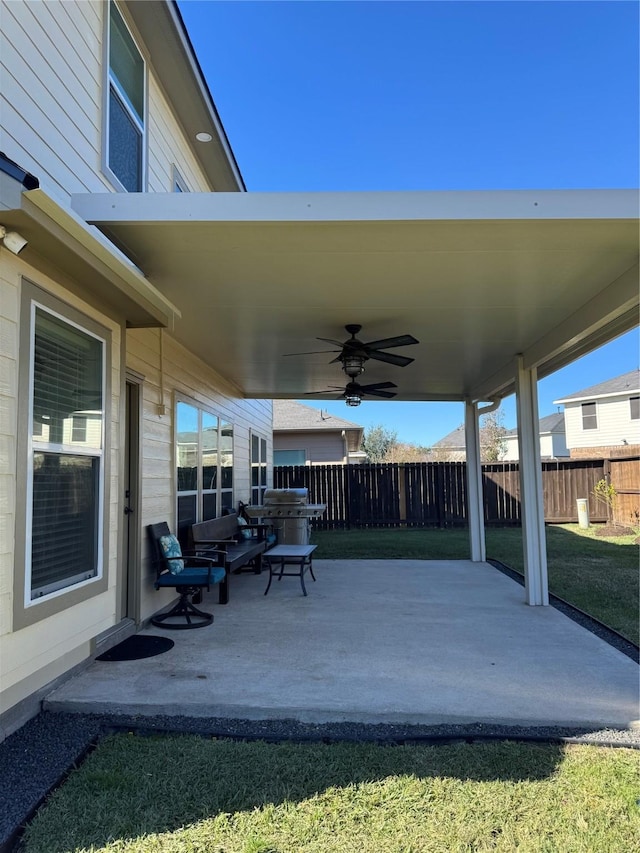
122;0;245;193
8;188;180;328
70;188;640;225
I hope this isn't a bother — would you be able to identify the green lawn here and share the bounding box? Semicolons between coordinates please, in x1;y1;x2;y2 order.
21;735;640;853
310;524;639;645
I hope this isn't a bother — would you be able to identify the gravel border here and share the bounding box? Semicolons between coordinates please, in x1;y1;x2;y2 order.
2;710;639;851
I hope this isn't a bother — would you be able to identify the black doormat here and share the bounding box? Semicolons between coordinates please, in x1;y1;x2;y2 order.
96;635;174;662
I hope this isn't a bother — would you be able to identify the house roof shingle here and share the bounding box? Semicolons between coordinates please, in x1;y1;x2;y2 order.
273;400;363;432
553;369;639;404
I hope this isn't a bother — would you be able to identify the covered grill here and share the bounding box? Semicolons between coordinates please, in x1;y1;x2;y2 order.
244;488;326;545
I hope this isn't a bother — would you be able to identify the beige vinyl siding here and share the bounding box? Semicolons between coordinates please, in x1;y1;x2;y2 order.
0;0;109;200
1;0;214;200
147;76;213;192
126;328;272;621
0;255;123;711
274;432;346;465
563;398;640;450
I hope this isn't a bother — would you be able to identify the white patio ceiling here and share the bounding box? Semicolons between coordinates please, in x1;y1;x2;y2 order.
71;189;639;403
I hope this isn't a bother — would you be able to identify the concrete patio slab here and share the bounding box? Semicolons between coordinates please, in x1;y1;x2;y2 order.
44;561;639;731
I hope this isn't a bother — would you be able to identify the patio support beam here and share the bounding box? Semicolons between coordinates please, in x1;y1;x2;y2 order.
515;357;549;606
465;401;485;562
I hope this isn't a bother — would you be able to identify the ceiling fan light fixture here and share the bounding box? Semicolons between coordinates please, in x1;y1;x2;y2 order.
342;354;365;378
345;393;361;407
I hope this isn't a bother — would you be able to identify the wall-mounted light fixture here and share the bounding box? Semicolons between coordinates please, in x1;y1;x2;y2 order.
0;225;28;255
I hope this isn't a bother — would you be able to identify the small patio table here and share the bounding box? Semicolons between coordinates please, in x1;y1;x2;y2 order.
263;544;317;596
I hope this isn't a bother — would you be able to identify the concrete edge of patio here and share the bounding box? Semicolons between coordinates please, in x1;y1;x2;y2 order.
41;697;640;735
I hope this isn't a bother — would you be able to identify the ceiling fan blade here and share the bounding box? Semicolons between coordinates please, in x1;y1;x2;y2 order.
282;349;340;356
304;387;343;395
363;334;419;350
328;355;344;364
317;337;348;347
366;350;415;367
358;381;398;392
364;389;397;399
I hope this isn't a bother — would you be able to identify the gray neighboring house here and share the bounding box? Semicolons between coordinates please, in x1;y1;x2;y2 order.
553;369;640;458
273;400;366;465
502;413;569;461
430;425;467;461
432;413;569;462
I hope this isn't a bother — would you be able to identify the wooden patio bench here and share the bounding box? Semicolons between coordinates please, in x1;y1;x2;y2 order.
190;512;269;603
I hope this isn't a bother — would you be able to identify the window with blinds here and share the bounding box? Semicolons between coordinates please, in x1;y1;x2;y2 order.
28;306;104;600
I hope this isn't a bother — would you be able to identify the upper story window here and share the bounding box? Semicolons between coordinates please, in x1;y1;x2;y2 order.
107;1;145;191
630;396;639;420
172;166;190;193
581;402;597;430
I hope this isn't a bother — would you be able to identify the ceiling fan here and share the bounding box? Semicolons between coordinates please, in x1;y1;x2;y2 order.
306;380;397;407
285;324;419;377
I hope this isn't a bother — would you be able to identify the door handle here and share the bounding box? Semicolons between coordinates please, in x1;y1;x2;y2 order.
124;506;134;515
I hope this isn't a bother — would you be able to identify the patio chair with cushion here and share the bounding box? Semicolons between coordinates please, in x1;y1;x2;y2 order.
147;522;227;629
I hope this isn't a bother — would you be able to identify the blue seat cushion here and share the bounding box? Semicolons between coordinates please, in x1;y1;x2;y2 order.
155;566;225;589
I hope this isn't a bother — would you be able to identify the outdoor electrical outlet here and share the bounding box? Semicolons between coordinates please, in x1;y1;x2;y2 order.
157;404;169;416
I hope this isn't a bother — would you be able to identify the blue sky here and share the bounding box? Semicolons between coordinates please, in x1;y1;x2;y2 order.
177;0;639;446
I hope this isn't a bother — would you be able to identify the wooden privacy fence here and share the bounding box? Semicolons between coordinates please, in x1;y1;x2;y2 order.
272;458;626;528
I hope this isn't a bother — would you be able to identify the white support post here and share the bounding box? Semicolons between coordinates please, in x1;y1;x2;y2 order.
515;357;549;605
465;400;486;562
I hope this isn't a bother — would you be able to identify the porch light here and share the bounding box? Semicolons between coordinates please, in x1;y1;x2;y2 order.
345;393;361;407
342;354;365;378
195;132;213;142
0;225;27;255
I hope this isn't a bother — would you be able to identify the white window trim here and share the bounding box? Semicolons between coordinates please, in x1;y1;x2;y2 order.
25;301;106;608
581;401;598;431
103;0;148;192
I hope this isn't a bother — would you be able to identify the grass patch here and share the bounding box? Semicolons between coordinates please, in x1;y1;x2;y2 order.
21;735;640;853
310;525;639;645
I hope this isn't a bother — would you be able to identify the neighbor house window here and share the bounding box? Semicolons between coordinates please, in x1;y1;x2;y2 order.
176;401;234;543
28;305;105;601
630;396;639;420
581;402;597;430
274;449;306;466
251;433;268;505
107;1;145;191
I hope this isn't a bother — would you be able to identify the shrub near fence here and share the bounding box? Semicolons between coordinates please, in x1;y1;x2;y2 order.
274;459;615;529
